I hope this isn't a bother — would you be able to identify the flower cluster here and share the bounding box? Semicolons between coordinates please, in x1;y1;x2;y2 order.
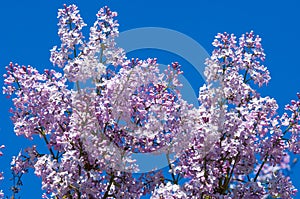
151;182;187;199
3;5;177;198
3;63;71;141
2;4;299;199
281;93;300;154
50;4;124;83
171;32;297;198
50;4;86;68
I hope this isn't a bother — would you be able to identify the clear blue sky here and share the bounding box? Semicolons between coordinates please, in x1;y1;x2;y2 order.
0;0;299;198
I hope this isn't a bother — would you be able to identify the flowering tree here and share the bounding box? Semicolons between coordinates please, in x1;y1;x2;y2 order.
2;4;299;199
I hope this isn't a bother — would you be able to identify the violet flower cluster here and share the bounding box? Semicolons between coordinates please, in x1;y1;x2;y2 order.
2;4;299;199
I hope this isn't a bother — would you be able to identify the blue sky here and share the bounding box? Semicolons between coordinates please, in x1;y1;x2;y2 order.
0;0;300;198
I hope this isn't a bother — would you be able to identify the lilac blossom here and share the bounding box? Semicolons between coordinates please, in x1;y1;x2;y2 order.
2;4;300;199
